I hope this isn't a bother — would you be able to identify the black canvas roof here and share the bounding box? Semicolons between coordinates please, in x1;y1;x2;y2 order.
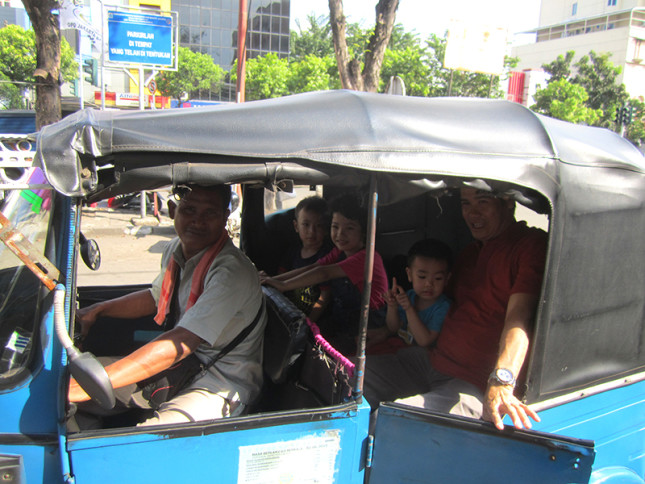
35;90;644;203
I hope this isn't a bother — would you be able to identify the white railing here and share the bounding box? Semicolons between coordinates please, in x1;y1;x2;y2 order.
0;135;49;190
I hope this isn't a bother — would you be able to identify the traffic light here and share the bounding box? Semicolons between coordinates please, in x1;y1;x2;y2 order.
82;58;99;87
70;80;78;97
615;107;623;125
615;105;635;126
621;105;628;125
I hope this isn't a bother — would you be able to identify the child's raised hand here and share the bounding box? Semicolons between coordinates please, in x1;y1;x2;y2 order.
392;277;411;310
383;277;398;305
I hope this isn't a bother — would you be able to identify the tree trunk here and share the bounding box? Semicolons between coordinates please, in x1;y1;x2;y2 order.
328;0;399;93
22;0;62;129
328;0;362;91
363;0;399;92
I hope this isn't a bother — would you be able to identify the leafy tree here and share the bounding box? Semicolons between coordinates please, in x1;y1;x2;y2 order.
287;54;340;94
328;0;399;92
253;21;513;100
537;50;628;129
0;24;76;112
232;53;290;100
388;23;420;51
290;15;334;60
531;78;601;124
156;47;224;101
573;51;628;128
541;51;575;82
380;46;432;97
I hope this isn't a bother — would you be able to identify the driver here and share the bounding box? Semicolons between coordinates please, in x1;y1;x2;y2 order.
69;184;266;426
363;187;547;430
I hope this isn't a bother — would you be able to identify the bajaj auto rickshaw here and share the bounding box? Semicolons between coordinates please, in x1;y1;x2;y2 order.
1;91;644;483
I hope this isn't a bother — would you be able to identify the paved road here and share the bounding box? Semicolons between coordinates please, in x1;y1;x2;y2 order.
77;207;176;287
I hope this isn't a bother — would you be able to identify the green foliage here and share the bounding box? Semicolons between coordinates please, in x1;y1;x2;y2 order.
535;49;629;130
573;51;628;128
290;15;334;60
232;53;290;100
388;24;421;51
0;80;22;109
244;19;511;101
381;46;432;97
531;78;601;124
541;51;575;82
156;47;224;101
60;37;77;83
290;14;369;64
287;54;340;94
0;24;76;108
234;51;338;100
625;98;645;146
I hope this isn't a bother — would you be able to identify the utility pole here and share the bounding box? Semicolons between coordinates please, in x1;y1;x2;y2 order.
236;0;247;103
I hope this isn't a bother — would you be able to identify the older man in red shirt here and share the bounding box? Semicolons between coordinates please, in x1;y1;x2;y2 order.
363;187;547;430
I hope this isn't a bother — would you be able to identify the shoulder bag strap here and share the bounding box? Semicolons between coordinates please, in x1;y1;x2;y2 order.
200;297;265;372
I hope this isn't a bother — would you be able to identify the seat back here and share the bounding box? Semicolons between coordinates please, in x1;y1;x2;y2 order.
261;286;309;384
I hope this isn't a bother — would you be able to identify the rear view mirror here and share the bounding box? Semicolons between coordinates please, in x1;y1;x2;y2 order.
80;232;101;271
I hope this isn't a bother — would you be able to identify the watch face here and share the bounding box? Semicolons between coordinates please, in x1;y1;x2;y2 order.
496;368;514;384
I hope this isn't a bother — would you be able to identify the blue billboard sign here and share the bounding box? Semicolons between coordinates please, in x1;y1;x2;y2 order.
107;11;173;67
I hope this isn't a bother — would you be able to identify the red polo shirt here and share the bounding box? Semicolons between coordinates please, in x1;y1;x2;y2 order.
430;221;547;391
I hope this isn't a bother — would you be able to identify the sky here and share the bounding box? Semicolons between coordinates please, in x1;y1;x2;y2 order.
290;0;543;46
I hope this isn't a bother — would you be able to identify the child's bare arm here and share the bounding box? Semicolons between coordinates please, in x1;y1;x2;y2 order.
385;300;402;333
404;307;440;347
385;277;405;333
263;264;314;282
264;264;344;292
308;288;331;322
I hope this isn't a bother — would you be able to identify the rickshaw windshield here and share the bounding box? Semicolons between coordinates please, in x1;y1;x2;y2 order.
0;167;53;380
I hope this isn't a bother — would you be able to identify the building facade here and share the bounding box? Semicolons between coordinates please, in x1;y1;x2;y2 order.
170;0;290;101
512;0;645;103
1;0;290;106
0;1;29;30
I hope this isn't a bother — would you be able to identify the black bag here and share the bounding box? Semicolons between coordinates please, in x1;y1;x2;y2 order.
137;353;204;410
137;301;265;410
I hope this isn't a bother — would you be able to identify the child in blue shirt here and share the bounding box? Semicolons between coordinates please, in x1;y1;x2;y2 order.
368;238;452;354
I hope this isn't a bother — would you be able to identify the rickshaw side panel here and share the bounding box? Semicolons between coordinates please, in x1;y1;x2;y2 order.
368;403;595;484
0;443;61;484
67;403;370;484
532;379;645;482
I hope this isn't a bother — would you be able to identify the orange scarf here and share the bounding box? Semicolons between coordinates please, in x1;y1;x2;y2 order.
154;231;230;325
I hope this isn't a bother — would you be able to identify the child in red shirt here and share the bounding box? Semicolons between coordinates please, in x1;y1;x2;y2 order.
261;194;388;354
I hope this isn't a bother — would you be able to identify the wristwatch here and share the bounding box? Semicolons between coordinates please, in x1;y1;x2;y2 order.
489;368;516;387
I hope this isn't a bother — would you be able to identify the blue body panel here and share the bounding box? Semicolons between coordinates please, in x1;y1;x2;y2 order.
0;443;61;484
67;402;371;483
0;196;73;483
0;296;67;483
532;380;645;482
369;403;595;484
0;305;60;435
